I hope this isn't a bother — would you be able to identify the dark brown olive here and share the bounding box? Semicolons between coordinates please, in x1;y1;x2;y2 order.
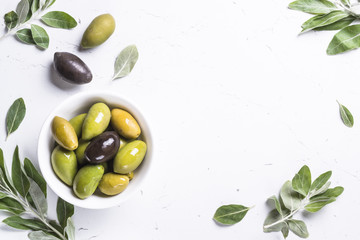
84;131;120;164
54;52;92;84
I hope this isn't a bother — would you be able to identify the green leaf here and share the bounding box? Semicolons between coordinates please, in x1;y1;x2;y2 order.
301;11;349;33
314;16;355;31
281;223;289;238
31;24;49;49
4;11;19;30
28;179;47;216
41;0;56;10
3;215;48;231
41;11;77;29
289;0;337;15
57;197;74;229
24;158;47;197
263;209;286;233
31;0;40;13
288;219;309;238
292;165;311;197
11;146;30;198
327;25;360;55
213;204;251;225
113;45;139;80
16;0;30;24
28;231;60;240
16;29;35;44
6;98;26;139
337;101;354;127
0;192;7;199
268;196;283;216
309;171;332;196
64;217;75;240
49;220;64;233
280;181;303;211
0;197;25;214
341;0;350;7
305;196;336;212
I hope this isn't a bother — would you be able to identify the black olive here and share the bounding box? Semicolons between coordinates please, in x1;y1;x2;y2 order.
84;131;120;164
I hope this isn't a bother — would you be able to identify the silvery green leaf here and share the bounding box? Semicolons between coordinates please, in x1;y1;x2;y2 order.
281;223;289;239
315;186;344;198
4;11;19;30
24;158;47;197
341;0;351;7
16;0;30;24
288;219;309;238
289;0;338;14
113;45;139;80
31;24;49;49
41;11;77;29
28;179;47;217
28;231;61;240
49;220;63;234
305;196;336;212
31;0;39;13
268;196;283;216
213;204;251;225
3;215;47;230
292;165;311;197
0;149;15;192
64;217;75;240
263;209;286;233
11;146;30;197
42;0;56;10
0;197;25;214
314;16;355;31
327;25;360;55
57;197;74;228
336;101;354;127
301;11;349;33
309;170;331;196
0;192;7;199
310;181;331;197
16;29;35;45
6;98;26;139
280;181;303;211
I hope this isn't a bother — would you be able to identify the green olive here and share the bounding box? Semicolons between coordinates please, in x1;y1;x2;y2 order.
127;171;134;180
75;140;90;165
51;116;78;150
69;113;87;138
119;137;128;149
113;140;147;174
111;108;141;139
51;146;78;186
82;103;111;140
81;14;115;49
73;165;104;199
98;173;129;195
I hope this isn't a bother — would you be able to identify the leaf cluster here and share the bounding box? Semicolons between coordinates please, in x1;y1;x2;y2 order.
289;0;360;54
0;147;75;240
263;165;344;238
3;0;77;49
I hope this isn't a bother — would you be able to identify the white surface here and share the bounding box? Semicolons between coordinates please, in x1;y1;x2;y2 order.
38;91;153;209
0;0;359;239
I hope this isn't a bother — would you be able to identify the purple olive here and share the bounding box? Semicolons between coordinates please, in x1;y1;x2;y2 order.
54;52;92;84
84;131;120;164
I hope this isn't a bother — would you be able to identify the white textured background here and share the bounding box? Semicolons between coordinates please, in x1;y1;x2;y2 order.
0;0;359;239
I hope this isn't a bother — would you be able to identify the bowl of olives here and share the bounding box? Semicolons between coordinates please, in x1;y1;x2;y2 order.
38;91;153;209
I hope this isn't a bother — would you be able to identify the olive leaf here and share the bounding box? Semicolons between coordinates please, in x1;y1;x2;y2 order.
6;98;26;140
31;24;49;49
57;197;74;229
28;179;47;217
336;100;354;127
213;204;251;225
301;10;349;32
3;215;47;231
289;0;338;14
4;11;19;30
16;0;30;24
28;231;60;240
64;218;75;240
292;165;311;197
11;146;30;198
288;219;309;238
113;45;139;80
0;197;25;214
24;158;47;197
327;25;360;55
41;11;77;29
31;0;40;14
16;28;35;44
314;16;355;31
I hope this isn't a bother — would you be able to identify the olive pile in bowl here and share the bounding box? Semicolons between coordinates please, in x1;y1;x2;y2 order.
50;102;147;199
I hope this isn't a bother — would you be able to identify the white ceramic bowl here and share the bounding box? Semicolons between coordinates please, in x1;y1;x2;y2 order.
38;91;153;209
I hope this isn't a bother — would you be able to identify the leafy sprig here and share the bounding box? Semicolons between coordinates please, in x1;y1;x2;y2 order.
0;147;75;240
263;165;344;238
1;0;77;49
289;0;360;54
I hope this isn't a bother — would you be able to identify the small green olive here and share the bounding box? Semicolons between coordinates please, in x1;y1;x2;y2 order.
52;116;78;150
111;108;141;139
73;165;104;199
75;140;90;165
51;146;78;186
81;14;115;48
113;140;147;174
98;173;129;195
69;113;87;138
82;103;111;140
